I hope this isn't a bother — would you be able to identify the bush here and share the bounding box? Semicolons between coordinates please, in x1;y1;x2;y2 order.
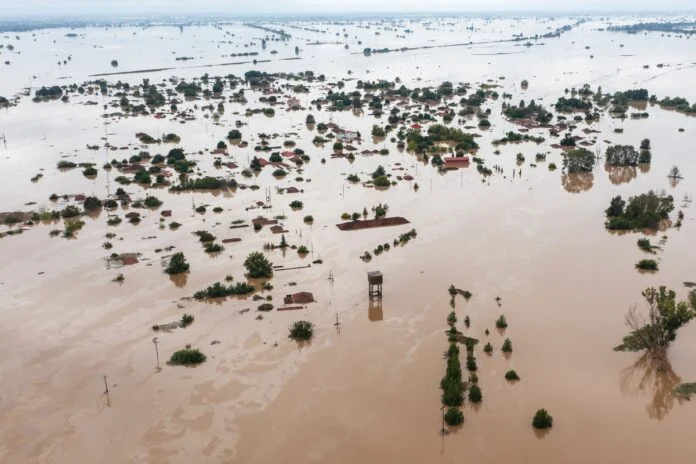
169;347;206;365
204;242;224;253
83;196;102;211
637;238;654;253
483;342;493;354
227;129;242;140
194;230;216;242
447;311;457;325
244;251;273;278
181;313;194;327
258;303;274;312
165;252;189;274
563;148;594;173
532;409;553;429
466;355;477;372
134;169;151;184
288;320;314;340
605;191;674;230
636;259;658;271
373;176;390;187
57;160;77;169
442;381;464;406
297;245;309;255
82;166;98;176
444;407;464;426
605;145;639;166
289;200;304;209
303;215;314;224
502;338;513;353
193;281;254;299
505;370;520;381
347;174;360;182
144;196;162;208
495;315;508;329
468;384;482;403
61;205;81;219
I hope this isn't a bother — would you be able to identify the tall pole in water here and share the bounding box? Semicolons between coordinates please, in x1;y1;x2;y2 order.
152;337;161;372
103;375;111;406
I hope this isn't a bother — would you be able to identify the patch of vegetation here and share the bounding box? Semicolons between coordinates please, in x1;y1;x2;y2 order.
614;286;695;353
170;176;226;191
495;315;508;329
144;196;162;208
532;409;553;429
605;145;645;166
57;160;77;169
441;342;464;407
288;320;314;340
492;131;545;145
502;99;551;123
468;384;482;403
289;200;304;209
563;148;595;173
501;338;513;353
637;238;655;253
605;191;674;230
636;259;659;271
244;251;273;278
447;311;457;325
505;370;520;381
444;407;464;426
165;252;189;274
181;313;194;327
193;230;216;243
169;347;206;365
673;383;696;400
406;124;478;154
193;281;255;299
204;242;224;253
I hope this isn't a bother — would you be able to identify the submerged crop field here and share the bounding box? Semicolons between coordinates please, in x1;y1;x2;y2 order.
1;12;695;463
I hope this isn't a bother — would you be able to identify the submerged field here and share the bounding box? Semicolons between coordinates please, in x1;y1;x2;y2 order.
1;15;696;463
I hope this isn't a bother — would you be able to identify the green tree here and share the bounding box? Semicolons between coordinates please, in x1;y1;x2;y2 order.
165;252;189;274
615;286;696;358
244;251;273;278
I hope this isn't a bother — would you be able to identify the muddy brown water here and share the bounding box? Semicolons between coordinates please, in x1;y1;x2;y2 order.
1;16;696;463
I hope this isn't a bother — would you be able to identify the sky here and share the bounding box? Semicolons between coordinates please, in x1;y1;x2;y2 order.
0;0;694;17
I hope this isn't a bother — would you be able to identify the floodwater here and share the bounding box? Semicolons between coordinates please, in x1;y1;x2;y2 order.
1;15;696;463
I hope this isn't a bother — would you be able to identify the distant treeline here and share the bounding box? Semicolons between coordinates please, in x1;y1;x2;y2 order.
607;22;696;35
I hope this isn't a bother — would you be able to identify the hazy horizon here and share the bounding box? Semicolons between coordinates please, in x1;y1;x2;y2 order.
0;0;695;18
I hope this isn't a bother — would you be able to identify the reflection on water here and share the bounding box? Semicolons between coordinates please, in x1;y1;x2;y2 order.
168;272;188;288
619;352;684;420
605;164;637;185
562;171;594;193
368;298;383;322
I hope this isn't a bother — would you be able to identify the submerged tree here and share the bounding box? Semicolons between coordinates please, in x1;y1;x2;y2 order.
614;287;696;361
244;251;273;278
165;252;189;275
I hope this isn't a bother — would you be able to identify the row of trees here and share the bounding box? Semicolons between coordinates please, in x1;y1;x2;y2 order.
605;190;674;230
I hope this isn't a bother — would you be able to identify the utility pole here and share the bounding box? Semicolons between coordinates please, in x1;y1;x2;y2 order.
152;337;161;372
103;375;111;406
439;405;448;436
